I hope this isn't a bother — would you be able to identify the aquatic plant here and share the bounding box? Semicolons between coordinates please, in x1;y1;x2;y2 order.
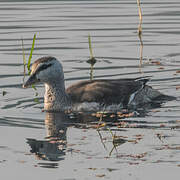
95;111;128;156
21;38;26;83
2;91;7;96
88;34;94;60
137;0;142;36
137;0;144;72
27;33;36;74
22;33;38;102
87;34;97;80
22;33;36;78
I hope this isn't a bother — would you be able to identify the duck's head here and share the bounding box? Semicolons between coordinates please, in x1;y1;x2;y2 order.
23;56;64;88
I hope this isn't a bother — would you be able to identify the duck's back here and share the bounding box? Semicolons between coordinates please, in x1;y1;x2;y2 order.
66;78;159;106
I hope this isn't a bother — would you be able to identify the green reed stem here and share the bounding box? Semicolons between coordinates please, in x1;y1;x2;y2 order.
27;33;36;74
21;33;39;103
87;34;97;80
21;38;26;83
88;34;94;59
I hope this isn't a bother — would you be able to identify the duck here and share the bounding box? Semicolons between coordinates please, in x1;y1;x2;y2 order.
23;56;175;112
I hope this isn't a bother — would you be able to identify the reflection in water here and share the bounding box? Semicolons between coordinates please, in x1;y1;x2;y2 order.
27;112;69;162
26;101;164;165
87;57;97;81
26;111;131;165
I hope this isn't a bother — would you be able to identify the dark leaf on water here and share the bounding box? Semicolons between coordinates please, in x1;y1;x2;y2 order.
2;91;7;96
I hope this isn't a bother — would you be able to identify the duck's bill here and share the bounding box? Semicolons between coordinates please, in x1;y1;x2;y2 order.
23;74;38;88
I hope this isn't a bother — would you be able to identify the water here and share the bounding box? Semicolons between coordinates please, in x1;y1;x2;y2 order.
1;0;180;179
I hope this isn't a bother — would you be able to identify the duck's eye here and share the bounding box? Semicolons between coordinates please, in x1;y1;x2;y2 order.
37;63;52;73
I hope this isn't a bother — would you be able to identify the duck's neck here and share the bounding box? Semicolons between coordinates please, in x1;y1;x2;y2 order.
44;80;71;111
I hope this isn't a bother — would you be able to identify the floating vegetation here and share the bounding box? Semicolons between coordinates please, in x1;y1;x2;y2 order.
87;34;97;80
117;152;147;159
94;111;137;156
22;33;39;102
2;91;7;96
149;59;162;66
91;111;136;120
156;133;165;142
95;174;106;178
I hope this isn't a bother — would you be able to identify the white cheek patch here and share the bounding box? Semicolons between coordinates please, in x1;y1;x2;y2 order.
33;60;64;83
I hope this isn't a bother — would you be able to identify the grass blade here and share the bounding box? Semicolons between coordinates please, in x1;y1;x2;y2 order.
21;38;26;66
21;33;39;103
32;84;37;91
87;34;97;80
27;33;36;73
21;38;26;83
88;34;94;59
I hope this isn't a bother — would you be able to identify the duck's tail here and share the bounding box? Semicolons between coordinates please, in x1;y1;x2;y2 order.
155;94;176;101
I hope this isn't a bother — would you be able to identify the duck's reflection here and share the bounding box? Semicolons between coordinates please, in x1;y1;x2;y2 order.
26;102;164;163
27;112;70;161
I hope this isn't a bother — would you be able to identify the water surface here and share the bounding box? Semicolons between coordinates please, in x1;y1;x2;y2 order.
1;0;180;179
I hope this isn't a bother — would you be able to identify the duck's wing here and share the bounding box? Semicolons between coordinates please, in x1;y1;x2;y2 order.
66;79;148;105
